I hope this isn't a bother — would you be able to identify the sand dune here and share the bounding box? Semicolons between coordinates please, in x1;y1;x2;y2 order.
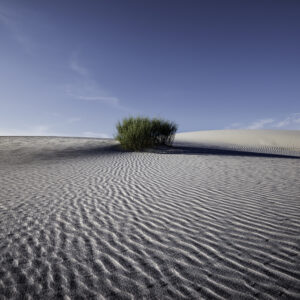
174;130;300;157
0;133;300;299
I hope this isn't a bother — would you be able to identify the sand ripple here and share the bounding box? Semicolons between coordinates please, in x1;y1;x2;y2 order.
0;137;300;299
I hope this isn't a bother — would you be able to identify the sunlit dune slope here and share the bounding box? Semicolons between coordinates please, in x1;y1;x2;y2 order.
174;129;300;156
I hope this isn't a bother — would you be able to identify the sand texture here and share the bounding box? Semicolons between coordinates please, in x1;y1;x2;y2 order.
0;133;300;299
174;130;300;157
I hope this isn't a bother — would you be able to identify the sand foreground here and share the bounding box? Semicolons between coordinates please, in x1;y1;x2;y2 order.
0;132;300;299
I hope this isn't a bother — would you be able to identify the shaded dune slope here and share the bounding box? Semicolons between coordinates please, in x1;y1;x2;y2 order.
0;136;300;299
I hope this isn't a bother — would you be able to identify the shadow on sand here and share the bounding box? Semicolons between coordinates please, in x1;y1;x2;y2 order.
36;144;300;160
148;145;300;159
3;144;299;165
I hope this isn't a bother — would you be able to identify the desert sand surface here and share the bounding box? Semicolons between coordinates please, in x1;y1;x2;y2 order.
0;132;300;299
174;130;300;157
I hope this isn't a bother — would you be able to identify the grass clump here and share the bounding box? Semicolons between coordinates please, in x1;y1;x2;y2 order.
115;116;178;151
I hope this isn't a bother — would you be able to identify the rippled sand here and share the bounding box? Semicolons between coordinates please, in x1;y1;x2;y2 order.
0;136;300;299
174;129;300;157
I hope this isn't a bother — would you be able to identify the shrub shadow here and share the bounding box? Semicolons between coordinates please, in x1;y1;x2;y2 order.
148;145;300;159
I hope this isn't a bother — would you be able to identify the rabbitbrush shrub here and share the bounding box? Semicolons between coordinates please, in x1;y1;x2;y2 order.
116;117;177;151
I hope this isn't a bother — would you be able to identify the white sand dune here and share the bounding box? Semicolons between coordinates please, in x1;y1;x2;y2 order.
0;134;300;299
174;130;300;157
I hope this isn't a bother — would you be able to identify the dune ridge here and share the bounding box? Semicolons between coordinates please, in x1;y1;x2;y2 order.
0;134;300;299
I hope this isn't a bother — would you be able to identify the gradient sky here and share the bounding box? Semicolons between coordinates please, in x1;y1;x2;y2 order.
1;0;300;137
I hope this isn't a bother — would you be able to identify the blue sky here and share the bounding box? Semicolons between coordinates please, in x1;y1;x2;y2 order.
1;0;300;137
